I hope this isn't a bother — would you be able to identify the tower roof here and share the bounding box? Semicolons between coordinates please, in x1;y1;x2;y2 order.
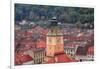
47;16;63;36
50;16;58;27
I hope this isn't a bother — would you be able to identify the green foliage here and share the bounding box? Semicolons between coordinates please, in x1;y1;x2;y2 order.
15;4;94;24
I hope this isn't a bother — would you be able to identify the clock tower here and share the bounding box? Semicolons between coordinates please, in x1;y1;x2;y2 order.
46;17;64;57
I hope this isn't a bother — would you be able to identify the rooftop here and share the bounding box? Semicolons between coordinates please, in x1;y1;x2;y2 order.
47;53;78;63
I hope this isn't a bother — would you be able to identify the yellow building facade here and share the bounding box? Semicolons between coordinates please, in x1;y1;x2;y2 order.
46;17;64;57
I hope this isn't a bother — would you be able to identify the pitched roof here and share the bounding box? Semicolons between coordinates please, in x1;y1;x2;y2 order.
15;53;33;65
37;40;46;48
47;53;78;63
76;46;88;56
64;36;93;41
47;57;55;63
87;46;94;55
65;43;78;47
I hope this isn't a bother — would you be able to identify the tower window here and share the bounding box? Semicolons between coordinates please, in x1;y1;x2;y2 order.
49;39;52;43
57;39;60;43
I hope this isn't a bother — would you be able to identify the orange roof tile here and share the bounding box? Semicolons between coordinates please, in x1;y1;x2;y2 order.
37;40;46;48
47;54;78;63
47;58;55;63
87;47;94;55
15;53;33;65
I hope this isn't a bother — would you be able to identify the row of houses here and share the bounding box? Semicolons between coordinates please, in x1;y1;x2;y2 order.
15;21;94;65
64;36;94;62
15;48;46;65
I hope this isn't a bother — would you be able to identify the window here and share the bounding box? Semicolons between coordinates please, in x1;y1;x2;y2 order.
49;39;52;43
92;56;93;58
57;39;60;43
34;60;36;64
70;50;72;52
71;54;73;56
80;59;82;62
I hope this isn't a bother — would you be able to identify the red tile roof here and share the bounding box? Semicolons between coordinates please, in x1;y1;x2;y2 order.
65;43;78;47
41;30;49;35
47;57;55;63
25;31;34;36
47;53;78;63
87;47;94;55
15;53;33;65
20;38;35;46
64;36;93;41
37;40;46;48
56;54;79;62
55;54;72;62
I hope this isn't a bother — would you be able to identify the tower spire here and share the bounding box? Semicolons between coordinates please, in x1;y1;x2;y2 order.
50;16;58;27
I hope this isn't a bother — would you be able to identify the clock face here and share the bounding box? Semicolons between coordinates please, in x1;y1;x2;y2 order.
46;36;63;45
56;37;63;44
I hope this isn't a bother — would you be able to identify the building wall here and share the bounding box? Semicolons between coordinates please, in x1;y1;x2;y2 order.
75;55;94;61
33;51;46;64
23;61;34;65
64;46;78;57
46;36;64;57
24;50;46;64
